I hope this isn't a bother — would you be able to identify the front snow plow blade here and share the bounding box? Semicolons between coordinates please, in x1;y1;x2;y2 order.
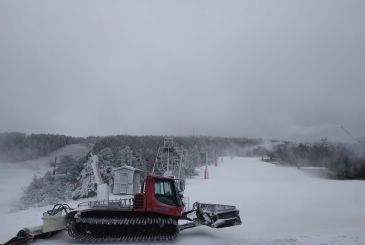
179;202;241;231
199;203;242;228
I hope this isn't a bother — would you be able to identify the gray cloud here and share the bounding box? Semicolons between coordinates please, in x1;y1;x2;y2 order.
1;0;365;142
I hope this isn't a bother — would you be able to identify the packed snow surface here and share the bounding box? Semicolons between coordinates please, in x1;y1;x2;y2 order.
1;157;365;244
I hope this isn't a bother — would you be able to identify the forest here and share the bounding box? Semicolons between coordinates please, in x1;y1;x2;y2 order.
1;132;364;208
266;142;365;179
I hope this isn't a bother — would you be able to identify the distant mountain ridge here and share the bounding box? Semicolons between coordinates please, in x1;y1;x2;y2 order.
0;132;86;162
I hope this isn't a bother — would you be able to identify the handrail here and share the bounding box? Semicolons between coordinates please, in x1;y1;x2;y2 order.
77;198;134;208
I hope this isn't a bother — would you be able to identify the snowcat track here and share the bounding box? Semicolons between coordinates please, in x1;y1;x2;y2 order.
67;216;179;243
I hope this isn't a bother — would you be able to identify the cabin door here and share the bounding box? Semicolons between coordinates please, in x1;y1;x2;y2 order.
119;173;128;194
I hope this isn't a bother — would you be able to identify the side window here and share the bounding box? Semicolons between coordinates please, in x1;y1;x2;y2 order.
154;181;162;195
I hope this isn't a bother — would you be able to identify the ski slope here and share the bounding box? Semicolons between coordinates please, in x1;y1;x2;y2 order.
183;157;365;245
1;157;365;245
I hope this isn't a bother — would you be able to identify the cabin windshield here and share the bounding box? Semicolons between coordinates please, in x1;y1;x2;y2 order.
154;179;178;206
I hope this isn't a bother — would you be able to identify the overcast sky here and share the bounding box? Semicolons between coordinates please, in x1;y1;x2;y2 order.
0;0;364;142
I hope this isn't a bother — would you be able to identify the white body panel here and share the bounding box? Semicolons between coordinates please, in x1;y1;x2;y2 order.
97;183;109;201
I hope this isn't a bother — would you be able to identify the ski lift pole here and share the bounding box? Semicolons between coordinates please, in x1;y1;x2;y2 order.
204;164;209;179
214;151;218;167
178;153;182;179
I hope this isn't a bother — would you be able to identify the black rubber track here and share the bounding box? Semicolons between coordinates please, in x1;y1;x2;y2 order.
66;211;179;243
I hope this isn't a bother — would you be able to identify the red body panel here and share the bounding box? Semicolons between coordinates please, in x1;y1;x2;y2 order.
133;175;183;217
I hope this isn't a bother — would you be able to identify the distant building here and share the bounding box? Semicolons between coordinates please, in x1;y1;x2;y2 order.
112;166;145;195
261;155;278;163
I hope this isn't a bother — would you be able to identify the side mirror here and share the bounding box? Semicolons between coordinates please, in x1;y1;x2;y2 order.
178;180;185;192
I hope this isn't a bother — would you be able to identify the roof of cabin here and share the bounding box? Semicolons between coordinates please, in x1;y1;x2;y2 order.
113;165;144;172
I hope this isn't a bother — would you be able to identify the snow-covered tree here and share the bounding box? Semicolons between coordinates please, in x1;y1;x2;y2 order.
20;171;73;209
72;159;97;199
98;148;114;163
72;155;117;199
115;146;136;167
134;153;147;171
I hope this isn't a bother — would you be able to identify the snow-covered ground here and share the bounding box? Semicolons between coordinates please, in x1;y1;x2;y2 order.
1;157;365;245
183;158;365;245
